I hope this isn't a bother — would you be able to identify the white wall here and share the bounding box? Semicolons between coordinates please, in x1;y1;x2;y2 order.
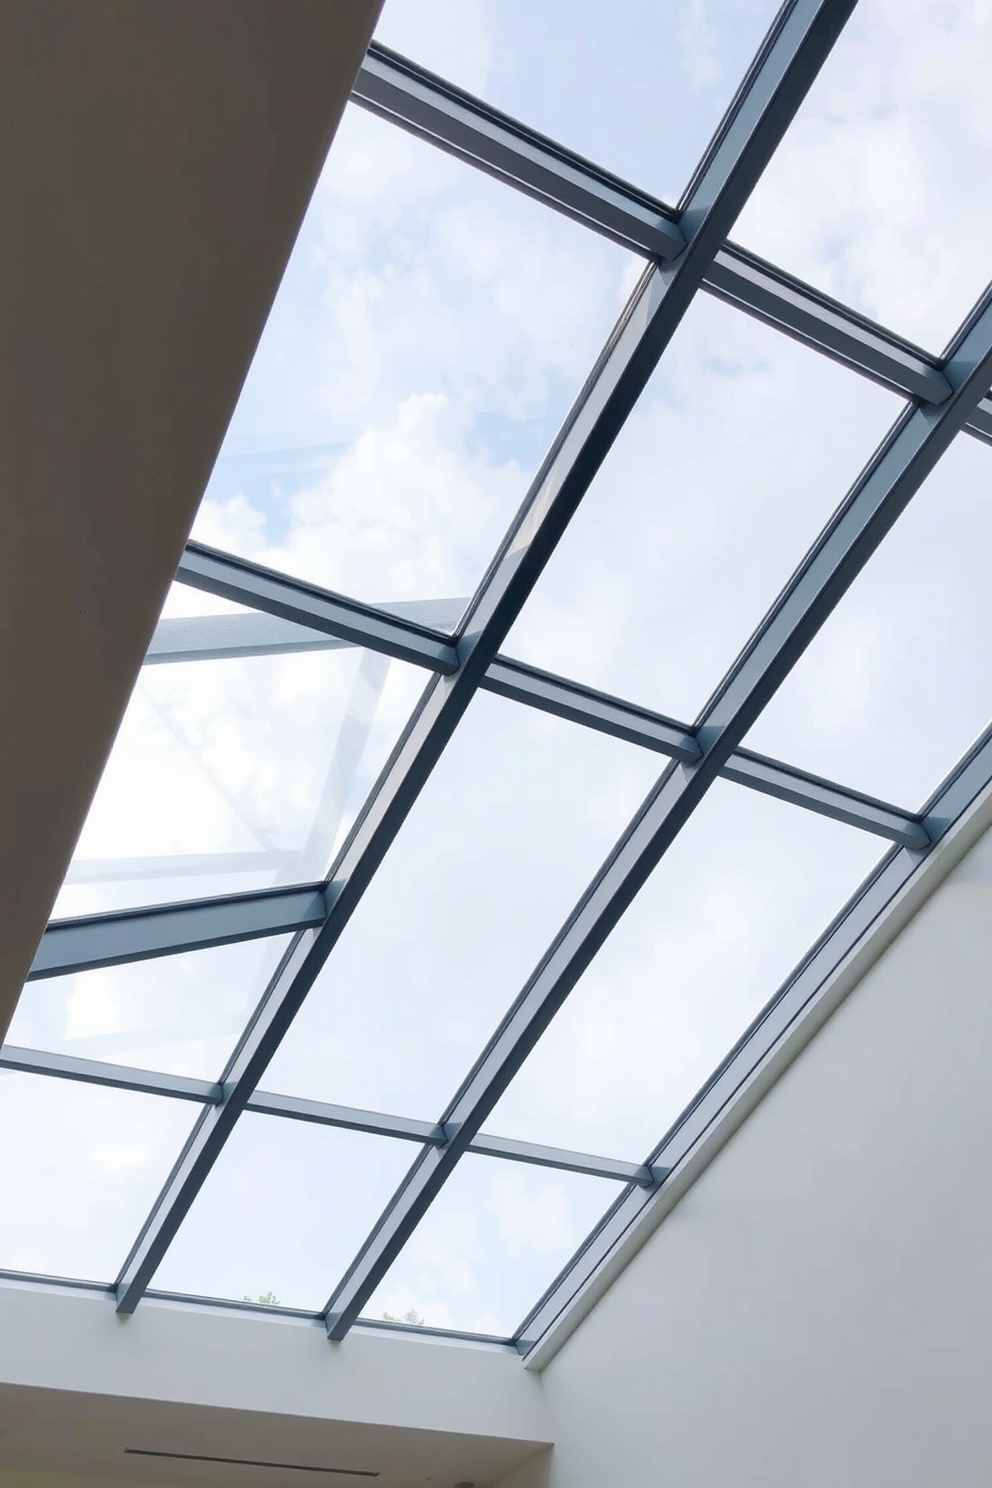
535;816;992;1488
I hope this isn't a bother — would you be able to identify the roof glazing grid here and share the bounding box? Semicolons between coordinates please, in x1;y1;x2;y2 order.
5;0;992;1358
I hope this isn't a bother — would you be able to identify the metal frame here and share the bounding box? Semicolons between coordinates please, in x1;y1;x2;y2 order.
9;0;992;1361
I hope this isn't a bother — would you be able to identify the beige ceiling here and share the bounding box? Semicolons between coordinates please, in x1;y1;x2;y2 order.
0;0;382;1037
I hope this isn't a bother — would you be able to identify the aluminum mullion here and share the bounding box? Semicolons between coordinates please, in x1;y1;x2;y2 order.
148;597;467;667
114;0;852;1322
29;885;328;980
176;543;459;674
0;1046;222;1102
353;44;686;260
313;0;863;1341
467;1132;656;1186
352;45;992;426
0;1045;647;1185
486;658;926;849
246;1090;439;1144
706;245;952;403
246;1090;652;1182
322;276;992;1341
146;584;925;847
719;749;928;849
515;717;992;1358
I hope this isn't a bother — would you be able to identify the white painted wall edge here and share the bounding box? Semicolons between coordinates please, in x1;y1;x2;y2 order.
524;768;992;1370
0;1282;550;1446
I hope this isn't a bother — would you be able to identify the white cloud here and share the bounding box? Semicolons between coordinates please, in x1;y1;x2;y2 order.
736;0;992;348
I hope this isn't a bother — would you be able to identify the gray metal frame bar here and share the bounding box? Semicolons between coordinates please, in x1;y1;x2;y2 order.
0;1046;222;1102
163;566;926;849
353;43;688;260
114;0;853;1320
0;1044;646;1186
177;543;460;673
515;716;992;1355
28;885;328;980
352;42;992;437
319;278;992;1338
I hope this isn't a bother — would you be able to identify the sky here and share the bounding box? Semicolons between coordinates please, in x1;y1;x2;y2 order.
4;0;992;1338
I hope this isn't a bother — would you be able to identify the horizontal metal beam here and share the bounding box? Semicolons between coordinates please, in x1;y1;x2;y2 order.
29;885;328;980
354;43;687;260
0;1046;648;1185
147;579;925;849
720;748;929;850
486;659;927;849
352;44;992;434
245;1089;438;1144
484;657;701;763
466;1131;657;1187
0;1046;222;1102
706;245;952;404
148;597;466;667
176;543;460;674
319;0;864;1343
515;714;992;1356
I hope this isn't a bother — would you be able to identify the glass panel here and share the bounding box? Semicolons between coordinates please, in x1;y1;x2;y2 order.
54;589;425;916
746;434;992;810
153;1113;416;1310
265;692;662;1120
190;103;634;610
8;936;292;1083
0;1075;197;1281
374;0;780;201
505;295;899;725
365;1153;617;1336
489;780;883;1162
736;0;992;351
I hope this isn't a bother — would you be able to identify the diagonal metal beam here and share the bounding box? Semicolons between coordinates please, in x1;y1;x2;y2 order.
29;885;328;980
114;0;855;1320
515;715;992;1358
320;278;992;1339
351;45;992;433
176;543;460;673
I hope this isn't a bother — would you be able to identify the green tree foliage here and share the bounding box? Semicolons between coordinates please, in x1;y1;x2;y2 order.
382;1307;425;1325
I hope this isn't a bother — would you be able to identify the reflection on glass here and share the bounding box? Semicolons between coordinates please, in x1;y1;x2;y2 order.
0;1075;197;1282
505;295;899;724
153;1114;417;1310
189;102;633;609
489;780;883;1162
365;1153;617;1336
736;0;992;350
54;587;425;917
8;936;293;1083
374;0;779;201
265;692;662;1121
746;434;992;810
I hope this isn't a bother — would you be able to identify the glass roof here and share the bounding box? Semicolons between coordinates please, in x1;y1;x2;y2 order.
7;0;992;1360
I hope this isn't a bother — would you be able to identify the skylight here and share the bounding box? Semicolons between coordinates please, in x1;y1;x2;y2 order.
5;0;992;1360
